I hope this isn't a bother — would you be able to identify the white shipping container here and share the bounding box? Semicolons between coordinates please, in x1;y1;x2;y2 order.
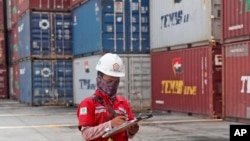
73;54;151;111
150;0;220;50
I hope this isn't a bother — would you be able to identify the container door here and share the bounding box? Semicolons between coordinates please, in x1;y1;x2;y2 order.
102;0;126;53
30;12;50;57
51;13;72;57
53;60;73;105
126;0;149;53
212;47;222;118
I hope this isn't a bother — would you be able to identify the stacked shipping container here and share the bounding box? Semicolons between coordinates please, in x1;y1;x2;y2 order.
0;0;8;99
7;0;74;106
150;0;223;118
222;0;250;120
72;0;151;111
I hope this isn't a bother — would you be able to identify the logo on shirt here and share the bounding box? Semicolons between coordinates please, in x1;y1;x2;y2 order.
80;107;87;115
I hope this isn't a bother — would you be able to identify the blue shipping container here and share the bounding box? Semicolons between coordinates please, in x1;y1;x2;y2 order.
17;11;72;60
19;59;73;106
72;0;150;56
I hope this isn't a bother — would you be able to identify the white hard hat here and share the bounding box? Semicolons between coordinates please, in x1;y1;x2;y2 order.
96;53;125;77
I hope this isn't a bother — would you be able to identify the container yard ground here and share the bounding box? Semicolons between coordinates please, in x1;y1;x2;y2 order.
0;99;247;141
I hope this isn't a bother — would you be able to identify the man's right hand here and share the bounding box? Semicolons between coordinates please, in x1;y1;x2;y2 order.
111;116;127;128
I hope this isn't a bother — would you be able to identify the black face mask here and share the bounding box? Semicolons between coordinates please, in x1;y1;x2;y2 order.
96;75;119;101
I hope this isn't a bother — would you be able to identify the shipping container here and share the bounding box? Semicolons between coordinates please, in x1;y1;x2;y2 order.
150;0;221;50
17;11;72;60
222;0;250;43
19;59;73;106
0;65;7;99
151;45;222;118
6;0;12;30
11;0;18;27
9;63;19;99
0;0;4;30
17;0;70;17
11;25;18;63
73;54;151;111
0;31;5;64
70;0;88;8
224;41;250;120
72;0;150;56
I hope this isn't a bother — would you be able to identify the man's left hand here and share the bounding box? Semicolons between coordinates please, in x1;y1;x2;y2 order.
127;123;139;136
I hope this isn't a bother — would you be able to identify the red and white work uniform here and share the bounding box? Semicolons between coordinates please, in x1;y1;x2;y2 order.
77;89;135;141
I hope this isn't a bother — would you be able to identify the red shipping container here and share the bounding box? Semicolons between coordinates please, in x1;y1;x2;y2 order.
11;25;18;63
0;31;5;64
222;0;250;43
0;0;3;30
224;41;250;120
70;0;88;8
151;45;222;118
11;0;19;26
0;65;7;99
17;0;70;17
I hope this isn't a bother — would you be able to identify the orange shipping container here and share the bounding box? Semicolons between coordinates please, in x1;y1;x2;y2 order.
151;45;222;118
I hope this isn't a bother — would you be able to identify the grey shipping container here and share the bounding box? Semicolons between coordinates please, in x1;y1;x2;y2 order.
19;59;73;106
150;0;221;50
73;54;151;111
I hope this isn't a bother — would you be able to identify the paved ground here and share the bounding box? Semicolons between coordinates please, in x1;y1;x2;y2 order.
0;99;246;141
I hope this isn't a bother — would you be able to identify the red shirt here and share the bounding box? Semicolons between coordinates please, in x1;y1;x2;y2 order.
77;90;135;141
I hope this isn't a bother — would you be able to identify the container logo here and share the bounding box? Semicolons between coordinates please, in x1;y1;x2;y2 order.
240;76;250;94
161;10;189;28
172;58;182;75
79;79;96;90
19;68;25;75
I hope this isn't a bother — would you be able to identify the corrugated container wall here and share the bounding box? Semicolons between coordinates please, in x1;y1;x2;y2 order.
150;0;221;50
72;0;150;57
224;41;250;119
11;63;20;99
17;11;72;60
151;45;222;118
12;25;18;63
0;31;5;64
6;0;12;30
17;0;70;17
11;0;19;27
0;65;7;99
19;59;73;106
70;0;88;8
222;0;250;43
0;0;4;30
73;54;151;111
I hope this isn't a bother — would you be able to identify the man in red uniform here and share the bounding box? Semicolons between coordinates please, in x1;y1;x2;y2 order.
77;53;139;141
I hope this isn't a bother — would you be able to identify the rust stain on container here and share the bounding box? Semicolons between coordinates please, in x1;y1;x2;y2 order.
0;31;5;64
0;0;3;30
224;41;250;119
151;45;222;118
222;0;250;43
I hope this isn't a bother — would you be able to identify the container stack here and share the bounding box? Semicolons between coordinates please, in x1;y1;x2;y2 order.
222;0;250;121
150;0;223;118
71;0;151;111
0;0;8;99
8;0;73;106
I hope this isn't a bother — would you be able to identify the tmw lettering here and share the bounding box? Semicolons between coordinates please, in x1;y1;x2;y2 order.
161;80;197;95
240;76;250;93
79;79;96;90
161;10;189;28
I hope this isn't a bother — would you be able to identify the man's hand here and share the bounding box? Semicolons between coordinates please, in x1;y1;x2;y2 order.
111;116;126;128
127;123;139;136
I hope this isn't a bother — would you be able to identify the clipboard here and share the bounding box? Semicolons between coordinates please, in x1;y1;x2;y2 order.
102;113;153;138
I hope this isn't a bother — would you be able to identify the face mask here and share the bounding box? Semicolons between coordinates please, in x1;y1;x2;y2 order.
96;75;119;101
